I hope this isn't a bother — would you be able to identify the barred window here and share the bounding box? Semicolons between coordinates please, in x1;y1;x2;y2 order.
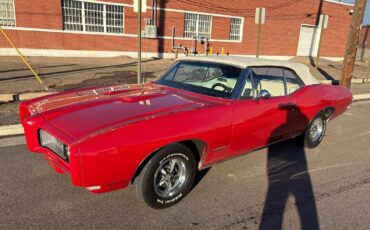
0;0;15;27
84;2;104;32
62;0;124;34
62;0;83;31
230;18;242;41
184;13;212;39
106;5;124;34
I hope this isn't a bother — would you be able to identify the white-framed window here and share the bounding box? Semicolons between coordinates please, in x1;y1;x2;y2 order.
0;0;16;27
62;0;124;34
184;13;212;39
62;0;83;31
230;18;242;41
84;2;104;32
106;5;124;34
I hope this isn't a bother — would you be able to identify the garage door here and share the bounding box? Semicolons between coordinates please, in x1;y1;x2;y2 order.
297;25;320;56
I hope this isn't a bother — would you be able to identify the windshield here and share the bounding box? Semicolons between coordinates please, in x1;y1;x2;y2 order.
156;61;242;98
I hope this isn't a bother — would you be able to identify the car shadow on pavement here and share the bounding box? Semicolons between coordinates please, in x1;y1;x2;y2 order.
259;108;320;230
192;168;211;190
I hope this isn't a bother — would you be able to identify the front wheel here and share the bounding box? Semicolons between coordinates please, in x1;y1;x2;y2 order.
134;143;196;209
303;114;327;148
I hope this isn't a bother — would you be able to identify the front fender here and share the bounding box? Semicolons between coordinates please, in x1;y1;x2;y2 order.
77;104;232;189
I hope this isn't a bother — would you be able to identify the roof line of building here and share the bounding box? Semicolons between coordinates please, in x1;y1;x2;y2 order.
324;0;354;7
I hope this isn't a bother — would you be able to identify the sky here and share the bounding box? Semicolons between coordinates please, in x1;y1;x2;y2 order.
342;0;370;25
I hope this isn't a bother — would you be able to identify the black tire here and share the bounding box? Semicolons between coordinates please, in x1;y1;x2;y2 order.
134;143;196;209
303;114;327;148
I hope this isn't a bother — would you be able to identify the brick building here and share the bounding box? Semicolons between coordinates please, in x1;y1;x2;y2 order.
0;0;353;60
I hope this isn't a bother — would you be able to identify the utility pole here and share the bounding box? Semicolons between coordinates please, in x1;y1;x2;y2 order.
367;56;370;83
256;11;262;58
137;0;142;84
340;0;367;88
255;8;266;58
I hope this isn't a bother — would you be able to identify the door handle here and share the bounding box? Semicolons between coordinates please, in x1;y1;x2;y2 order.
278;103;296;110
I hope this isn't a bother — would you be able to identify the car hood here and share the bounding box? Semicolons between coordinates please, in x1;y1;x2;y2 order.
29;84;210;140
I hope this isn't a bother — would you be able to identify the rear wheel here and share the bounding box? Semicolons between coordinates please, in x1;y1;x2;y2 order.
303;114;327;148
134;143;196;209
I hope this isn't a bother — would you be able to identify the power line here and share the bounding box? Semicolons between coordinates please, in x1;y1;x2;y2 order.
176;0;304;14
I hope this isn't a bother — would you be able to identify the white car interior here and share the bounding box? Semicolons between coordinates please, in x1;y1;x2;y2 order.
242;67;303;97
164;62;239;94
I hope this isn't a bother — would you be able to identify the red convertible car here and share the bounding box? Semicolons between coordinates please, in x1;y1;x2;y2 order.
20;56;352;209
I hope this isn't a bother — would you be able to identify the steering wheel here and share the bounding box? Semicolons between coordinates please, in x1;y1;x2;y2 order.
211;83;232;93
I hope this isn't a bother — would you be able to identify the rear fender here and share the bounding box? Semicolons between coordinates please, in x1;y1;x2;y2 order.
292;84;352;122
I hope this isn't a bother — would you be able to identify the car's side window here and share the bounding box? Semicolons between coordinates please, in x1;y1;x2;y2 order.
241;74;255;98
284;69;304;94
251;67;286;97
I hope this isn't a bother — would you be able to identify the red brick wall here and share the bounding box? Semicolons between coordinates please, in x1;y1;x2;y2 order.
320;2;353;57
0;0;353;58
14;0;62;29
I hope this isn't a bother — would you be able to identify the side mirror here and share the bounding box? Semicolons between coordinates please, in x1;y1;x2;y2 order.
258;90;272;99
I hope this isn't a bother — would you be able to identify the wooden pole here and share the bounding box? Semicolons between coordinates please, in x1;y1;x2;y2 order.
367;56;370;83
256;8;262;58
137;0;142;84
340;0;367;88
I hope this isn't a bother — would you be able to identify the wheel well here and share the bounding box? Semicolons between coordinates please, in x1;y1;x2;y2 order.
322;107;335;119
130;139;207;184
178;140;205;163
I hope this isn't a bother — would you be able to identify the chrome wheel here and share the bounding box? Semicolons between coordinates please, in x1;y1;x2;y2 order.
309;117;324;142
154;157;187;198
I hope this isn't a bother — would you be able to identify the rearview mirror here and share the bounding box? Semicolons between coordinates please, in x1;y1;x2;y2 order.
258;90;271;99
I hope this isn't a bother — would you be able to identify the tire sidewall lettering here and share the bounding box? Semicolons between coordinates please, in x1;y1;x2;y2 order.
156;193;183;204
159;153;189;165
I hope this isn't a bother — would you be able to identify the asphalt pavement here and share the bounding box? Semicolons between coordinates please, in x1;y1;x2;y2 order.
1;101;370;230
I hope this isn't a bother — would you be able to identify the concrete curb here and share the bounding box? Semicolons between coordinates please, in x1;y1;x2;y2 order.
1;93;370;138
319;79;369;84
0;124;24;137
0;92;54;103
0;94;14;102
19;92;55;101
353;93;370;101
